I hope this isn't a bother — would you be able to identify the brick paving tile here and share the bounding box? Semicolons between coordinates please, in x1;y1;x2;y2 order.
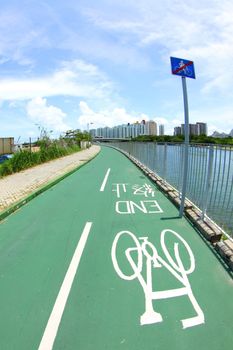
0;145;100;212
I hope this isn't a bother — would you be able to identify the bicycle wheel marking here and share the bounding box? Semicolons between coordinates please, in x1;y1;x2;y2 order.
111;229;205;329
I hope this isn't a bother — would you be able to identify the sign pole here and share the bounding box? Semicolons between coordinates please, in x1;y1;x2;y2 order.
179;76;189;217
170;56;195;217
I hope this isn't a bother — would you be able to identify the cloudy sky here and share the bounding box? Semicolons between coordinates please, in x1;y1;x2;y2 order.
0;0;233;141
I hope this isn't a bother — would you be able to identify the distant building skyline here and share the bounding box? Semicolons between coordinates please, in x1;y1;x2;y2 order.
174;122;208;136
89;120;209;139
90;120;158;139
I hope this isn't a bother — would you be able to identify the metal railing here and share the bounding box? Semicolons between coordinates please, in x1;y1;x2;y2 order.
106;141;233;238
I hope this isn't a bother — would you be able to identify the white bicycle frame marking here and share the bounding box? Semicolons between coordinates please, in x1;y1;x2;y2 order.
111;229;205;329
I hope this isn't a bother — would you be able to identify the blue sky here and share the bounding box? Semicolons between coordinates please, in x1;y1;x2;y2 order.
0;0;233;141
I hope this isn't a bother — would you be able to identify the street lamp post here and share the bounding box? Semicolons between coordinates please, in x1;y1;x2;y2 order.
87;122;93;144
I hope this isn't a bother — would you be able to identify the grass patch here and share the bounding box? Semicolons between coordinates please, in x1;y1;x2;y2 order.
0;142;81;178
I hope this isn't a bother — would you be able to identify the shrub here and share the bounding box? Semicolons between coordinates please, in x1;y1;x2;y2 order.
0;141;82;178
0;160;13;176
9;151;41;172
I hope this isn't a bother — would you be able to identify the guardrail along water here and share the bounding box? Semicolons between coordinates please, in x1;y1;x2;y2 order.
107;142;233;237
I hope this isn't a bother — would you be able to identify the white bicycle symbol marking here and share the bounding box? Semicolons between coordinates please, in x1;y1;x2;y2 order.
175;60;192;76
111;229;205;329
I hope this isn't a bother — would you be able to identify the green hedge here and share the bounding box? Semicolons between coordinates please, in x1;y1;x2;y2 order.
0;144;81;178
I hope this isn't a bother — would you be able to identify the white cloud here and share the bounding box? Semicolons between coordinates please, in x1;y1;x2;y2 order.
0;8;46;67
78;101;148;129
191;107;233;135
153;117;169;126
0;59;113;101
151;117;183;135
1;1;232;139
82;1;233;94
78;102;186;135
26;97;70;133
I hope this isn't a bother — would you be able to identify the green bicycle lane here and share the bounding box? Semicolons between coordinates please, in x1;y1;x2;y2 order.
0;146;232;350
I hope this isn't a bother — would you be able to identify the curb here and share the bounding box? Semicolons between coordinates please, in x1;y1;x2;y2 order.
215;241;233;271
0;149;100;223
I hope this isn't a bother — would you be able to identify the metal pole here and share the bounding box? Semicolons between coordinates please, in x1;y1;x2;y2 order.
201;145;214;220
179;76;190;217
163;143;167;183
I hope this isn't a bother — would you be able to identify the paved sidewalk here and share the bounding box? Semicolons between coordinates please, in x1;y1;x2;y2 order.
0;145;100;212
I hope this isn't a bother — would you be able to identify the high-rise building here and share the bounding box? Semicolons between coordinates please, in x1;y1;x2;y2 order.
181;123;200;136
159;124;164;136
190;124;197;136
177;122;208;137
145;121;157;135
90;129;96;138
174;126;182;136
196;122;207;136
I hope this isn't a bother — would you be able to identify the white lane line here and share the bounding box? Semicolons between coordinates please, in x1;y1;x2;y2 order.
100;168;111;192
38;222;93;350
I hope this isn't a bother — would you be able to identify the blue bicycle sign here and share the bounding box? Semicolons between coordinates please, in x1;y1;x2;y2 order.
170;57;195;79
